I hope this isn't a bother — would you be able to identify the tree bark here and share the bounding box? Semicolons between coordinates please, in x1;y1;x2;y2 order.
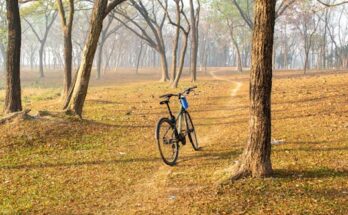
170;1;181;83
4;0;22;114
230;0;276;180
189;0;199;82
63;0;107;116
56;0;74;101
135;41;143;75
159;48;169;82
304;49;310;74
63;0;126;116
96;38;104;79
172;32;189;88
39;43;45;78
233;39;243;73
228;23;242;73
96;16;115;79
62;31;73;97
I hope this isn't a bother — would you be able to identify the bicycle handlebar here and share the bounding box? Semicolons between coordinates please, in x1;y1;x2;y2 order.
159;93;178;99
159;86;197;99
183;86;197;94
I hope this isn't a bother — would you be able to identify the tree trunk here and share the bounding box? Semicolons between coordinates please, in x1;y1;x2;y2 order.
304;49;309;74
171;2;181;83
135;41;143;75
57;0;74;101
39;44;45;78
4;0;22;114
104;38;117;73
230;0;276;180
189;0;199;82
96;39;104;79
283;25;288;69
229;27;242;73
234;41;243;73
63;0;107;117
203;41;209;74
62;32;73;99
172;33;189;88
159;48;169;82
322;9;328;69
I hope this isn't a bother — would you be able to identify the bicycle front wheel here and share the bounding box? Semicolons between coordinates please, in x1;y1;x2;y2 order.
184;112;199;151
155;118;179;166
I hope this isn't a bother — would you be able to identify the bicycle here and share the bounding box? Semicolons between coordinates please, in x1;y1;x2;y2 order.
155;86;199;166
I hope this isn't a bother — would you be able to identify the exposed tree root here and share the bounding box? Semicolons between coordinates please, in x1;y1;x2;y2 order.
217;161;251;186
0;109;32;124
228;159;273;182
229;163;252;181
35;110;82;121
0;109;84;126
217;158;273;187
63;109;82;119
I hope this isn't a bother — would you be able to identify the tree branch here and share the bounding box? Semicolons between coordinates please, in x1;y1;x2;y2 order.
317;0;348;7
105;0;127;18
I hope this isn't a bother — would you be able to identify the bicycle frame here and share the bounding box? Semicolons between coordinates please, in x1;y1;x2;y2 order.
164;99;186;135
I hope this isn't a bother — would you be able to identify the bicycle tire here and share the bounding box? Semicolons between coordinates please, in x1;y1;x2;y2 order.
155;118;179;166
184;112;199;151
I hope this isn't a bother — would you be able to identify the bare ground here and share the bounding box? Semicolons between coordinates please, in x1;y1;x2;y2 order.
0;69;347;214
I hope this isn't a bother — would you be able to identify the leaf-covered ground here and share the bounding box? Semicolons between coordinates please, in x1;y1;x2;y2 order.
0;70;347;214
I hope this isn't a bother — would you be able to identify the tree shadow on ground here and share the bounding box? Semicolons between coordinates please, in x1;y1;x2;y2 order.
0;148;240;171
273;168;348;179
179;148;241;164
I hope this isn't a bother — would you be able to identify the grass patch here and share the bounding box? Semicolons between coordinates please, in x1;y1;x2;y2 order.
0;72;347;214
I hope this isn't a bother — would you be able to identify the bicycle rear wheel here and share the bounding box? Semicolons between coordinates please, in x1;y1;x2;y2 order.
156;118;179;166
184;112;199;151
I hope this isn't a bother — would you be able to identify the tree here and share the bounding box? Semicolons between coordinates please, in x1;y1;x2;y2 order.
113;0;170;81
96;14;123;79
56;0;74;100
317;0;348;7
167;0;180;83
134;40;144;74
232;0;297;30
4;0;22;114
63;0;126;117
289;1;320;73
212;0;245;72
230;0;296;70
0;2;7;73
189;0;200;82
166;0;191;88
23;0;57;78
230;0;276;180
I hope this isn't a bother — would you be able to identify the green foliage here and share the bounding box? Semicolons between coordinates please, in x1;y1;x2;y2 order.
20;0;56;18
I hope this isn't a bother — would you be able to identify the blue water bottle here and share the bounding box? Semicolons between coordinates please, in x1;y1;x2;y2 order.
180;96;189;110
